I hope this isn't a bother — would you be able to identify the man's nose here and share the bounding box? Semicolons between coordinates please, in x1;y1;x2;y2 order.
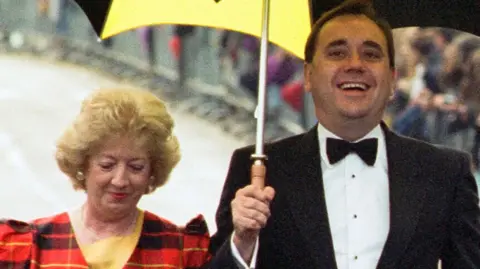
345;53;365;72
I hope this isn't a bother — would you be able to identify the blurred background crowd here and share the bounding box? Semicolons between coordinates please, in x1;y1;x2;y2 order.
389;28;480;170
0;0;479;181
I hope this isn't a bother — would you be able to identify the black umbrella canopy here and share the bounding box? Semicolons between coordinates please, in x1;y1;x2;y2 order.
310;0;480;36
72;0;112;36
74;0;479;39
71;0;480;39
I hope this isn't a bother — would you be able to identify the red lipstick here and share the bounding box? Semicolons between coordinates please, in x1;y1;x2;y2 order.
111;193;127;199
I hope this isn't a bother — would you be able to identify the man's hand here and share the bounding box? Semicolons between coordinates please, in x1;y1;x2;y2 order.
231;184;275;263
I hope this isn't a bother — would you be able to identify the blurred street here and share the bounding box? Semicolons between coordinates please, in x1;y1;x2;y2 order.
0;55;244;233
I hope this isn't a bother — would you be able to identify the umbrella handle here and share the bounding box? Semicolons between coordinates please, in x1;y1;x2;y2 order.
251;159;266;188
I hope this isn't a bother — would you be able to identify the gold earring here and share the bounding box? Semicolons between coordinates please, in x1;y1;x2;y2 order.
145;176;155;194
145;185;155;194
76;171;85;181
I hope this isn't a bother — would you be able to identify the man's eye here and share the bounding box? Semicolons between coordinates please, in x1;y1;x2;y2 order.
364;50;382;60
328;50;346;58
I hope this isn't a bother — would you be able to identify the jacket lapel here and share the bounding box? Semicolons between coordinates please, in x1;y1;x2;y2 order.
376;124;427;269
280;126;338;269
277;123;427;269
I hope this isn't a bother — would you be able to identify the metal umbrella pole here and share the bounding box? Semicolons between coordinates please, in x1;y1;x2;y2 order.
250;0;270;188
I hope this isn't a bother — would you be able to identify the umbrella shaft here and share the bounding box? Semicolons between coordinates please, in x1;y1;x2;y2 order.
254;0;270;158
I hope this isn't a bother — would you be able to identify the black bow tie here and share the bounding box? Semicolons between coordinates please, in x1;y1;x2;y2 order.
326;137;378;166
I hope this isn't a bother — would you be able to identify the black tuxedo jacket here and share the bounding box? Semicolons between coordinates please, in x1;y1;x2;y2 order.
207;123;480;269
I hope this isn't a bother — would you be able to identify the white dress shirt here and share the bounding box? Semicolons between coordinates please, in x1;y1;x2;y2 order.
318;123;390;269
231;123;390;269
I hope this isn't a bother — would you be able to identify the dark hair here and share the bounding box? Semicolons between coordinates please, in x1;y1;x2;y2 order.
304;0;395;69
435;28;457;43
411;35;435;56
458;37;480;64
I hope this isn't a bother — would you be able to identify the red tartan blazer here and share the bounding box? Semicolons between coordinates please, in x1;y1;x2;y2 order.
0;210;211;269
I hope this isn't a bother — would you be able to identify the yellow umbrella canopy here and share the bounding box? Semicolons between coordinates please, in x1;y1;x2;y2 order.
101;0;311;59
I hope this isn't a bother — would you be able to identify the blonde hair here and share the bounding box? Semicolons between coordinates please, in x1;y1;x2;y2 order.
55;88;180;192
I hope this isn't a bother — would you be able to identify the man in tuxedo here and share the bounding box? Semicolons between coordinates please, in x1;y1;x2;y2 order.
206;0;480;268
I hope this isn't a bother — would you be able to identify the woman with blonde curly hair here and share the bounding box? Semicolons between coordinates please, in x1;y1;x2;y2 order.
0;88;211;268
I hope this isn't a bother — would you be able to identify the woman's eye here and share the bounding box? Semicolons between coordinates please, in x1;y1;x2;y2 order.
99;163;114;170
130;165;145;172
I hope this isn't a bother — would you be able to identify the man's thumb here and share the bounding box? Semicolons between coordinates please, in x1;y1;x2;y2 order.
264;186;275;201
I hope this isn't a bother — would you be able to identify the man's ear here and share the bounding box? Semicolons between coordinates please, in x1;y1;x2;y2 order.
389;68;397;99
304;62;313;93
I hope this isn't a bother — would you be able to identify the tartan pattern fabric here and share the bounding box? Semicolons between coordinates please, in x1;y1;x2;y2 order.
0;211;211;269
0;219;33;269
